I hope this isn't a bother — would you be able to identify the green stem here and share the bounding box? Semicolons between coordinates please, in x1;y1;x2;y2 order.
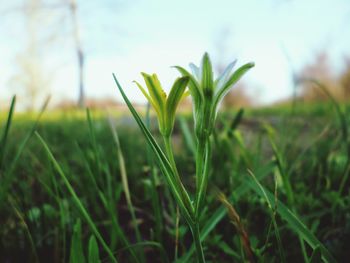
190;223;206;263
195;138;206;202
163;135;183;260
163;135;206;262
163;135;181;180
163;135;192;211
195;138;211;217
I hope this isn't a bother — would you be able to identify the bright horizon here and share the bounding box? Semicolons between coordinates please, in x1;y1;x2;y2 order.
0;0;349;109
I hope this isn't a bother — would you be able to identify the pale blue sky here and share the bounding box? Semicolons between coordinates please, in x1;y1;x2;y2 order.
0;0;349;108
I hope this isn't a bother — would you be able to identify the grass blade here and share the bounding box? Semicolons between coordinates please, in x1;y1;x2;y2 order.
1;96;50;201
69;219;86;263
88;235;101;263
0;95;16;170
176;162;275;262
246;176;337;263
112;74;195;226
248;170;286;263
179;116;196;156
108;116;146;262
36;132;118;263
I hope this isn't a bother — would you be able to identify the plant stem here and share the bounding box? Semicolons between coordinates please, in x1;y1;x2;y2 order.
163;135;180;179
163;135;206;262
175;206;180;261
163;136;183;261
190;223;206;263
195;138;206;201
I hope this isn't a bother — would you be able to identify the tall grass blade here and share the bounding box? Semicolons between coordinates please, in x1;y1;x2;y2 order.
36;132;118;263
1;96;50;201
112;74;195;226
69;219;86;263
179;116;196;155
176;162;275;262
248;170;286;263
88;235;101;263
0;95;16;170
108;116;146;262
144;103;163;245
246;175;337;263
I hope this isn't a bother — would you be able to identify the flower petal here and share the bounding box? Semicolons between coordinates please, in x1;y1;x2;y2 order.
165;76;190;134
214;60;237;92
141;72;166;112
213;62;255;113
200;52;214;95
189;63;200;80
173;66;203;106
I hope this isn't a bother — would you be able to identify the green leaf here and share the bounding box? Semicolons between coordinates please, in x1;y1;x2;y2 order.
227;108;244;137
141;72;166;112
179;117;196;156
213;62;254;111
36;133;118;263
247;177;337;263
200;52;214;95
69;219;86;263
0;95;16;170
1;96;49;202
88;235;101;263
165;76;189;135
113;74;195;226
189;63;200;80
173;66;203;107
248;170;286;262
133;81;158;113
309;246;322;263
214;60;237;91
176;162;275;263
194;139;211;215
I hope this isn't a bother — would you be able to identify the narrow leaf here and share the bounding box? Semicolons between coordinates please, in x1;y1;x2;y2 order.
113;74;195;226
88;235;101;263
173;66;203;105
0;95;16;169
166;76;189;131
141;72;166;112
189;63;200;80
200;52;214;94
36;132;118;263
133;81;158;113
213;62;254;111
247;177;337;263
69;219;86;263
214;60;237;91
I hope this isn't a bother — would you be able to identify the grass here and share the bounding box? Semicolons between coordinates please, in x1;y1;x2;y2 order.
0;94;349;262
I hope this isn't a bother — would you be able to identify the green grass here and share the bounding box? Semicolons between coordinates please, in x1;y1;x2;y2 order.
0;99;349;262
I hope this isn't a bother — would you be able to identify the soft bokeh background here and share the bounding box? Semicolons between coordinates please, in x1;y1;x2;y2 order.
0;0;349;110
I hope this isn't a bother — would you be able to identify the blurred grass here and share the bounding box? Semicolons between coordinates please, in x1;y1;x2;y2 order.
0;102;349;262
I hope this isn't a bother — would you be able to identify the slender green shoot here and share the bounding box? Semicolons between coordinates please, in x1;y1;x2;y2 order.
36;132;118;263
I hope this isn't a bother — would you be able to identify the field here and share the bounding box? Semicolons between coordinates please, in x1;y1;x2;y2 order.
0;97;349;262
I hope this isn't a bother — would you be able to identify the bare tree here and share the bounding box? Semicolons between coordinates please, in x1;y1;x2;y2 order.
67;0;85;108
2;0;128;109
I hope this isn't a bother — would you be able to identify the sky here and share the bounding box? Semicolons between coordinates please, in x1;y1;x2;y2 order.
0;0;349;109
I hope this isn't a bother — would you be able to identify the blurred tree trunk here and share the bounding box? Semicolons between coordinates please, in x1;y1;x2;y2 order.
68;0;85;108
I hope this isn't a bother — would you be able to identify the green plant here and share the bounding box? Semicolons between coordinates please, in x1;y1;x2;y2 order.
113;52;254;262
